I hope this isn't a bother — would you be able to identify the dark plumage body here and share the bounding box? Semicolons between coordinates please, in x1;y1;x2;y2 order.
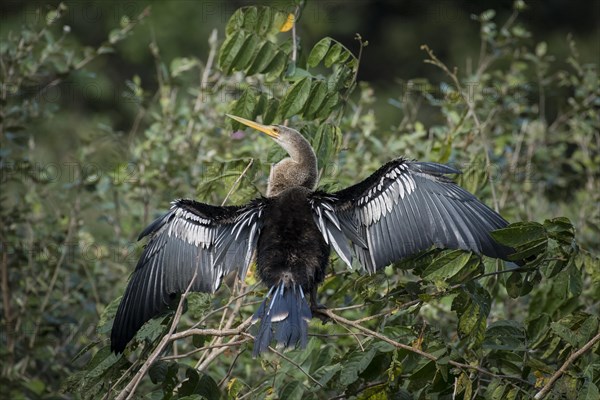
257;187;329;292
110;115;519;355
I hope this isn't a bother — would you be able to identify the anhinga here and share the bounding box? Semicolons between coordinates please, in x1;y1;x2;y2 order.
111;115;516;356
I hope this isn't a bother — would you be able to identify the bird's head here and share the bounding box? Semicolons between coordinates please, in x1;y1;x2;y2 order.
226;114;314;163
226;114;296;146
226;114;318;196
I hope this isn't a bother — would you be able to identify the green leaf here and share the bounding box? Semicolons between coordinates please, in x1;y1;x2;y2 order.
527;313;551;346
179;368;221;400
544;217;575;245
452;282;491;346
218;31;247;74
324;43;343;68
232;33;260;71
313;364;342;386
149;360;177;384
278;381;304;400
490;222;547;247
339;346;378;386
278;77;312;119
484;320;526;351
579;380;600;400
242;6;258;31
505;271;523;298
262;50;288;77
315;92;339;119
255;6;272;36
307;38;331;68
263;98;280;124
421;250;473;283
225;8;245;36
303;81;328;119
229;89;258;129
568;263;583;296
246;41;277;75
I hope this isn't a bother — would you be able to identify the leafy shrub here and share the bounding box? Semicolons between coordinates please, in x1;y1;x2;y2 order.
1;2;598;399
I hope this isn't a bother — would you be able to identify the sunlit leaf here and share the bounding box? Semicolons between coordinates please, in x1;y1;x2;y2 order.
278;77;312;119
307;37;332;68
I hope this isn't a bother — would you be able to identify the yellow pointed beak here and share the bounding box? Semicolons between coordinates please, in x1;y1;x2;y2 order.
226;114;279;139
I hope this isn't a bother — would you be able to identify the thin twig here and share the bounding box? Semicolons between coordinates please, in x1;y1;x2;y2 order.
534;332;600;399
160;338;250;361
221;159;254;206
29;191;80;348
319;309;532;386
116;271;198;400
268;346;323;388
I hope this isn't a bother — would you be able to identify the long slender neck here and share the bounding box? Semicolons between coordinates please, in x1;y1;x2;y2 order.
280;131;317;176
267;131;318;197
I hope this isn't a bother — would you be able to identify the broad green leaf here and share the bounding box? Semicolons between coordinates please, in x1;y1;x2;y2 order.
303;81;328;119
484;320;526;351
262;50;288;77
246;41;277;75
278;381;304;400
452;282;491;346
568;263;583;296
225;8;244;36
256;6;272;36
218;31;246;74
490;222;547;247
312;364;341;386
544;216;575;245
484;379;507;399
327;65;353;91
421;250;472;282
339;346;378;386
81;346;123;388
316;92;339;119
527;313;551;347
254;93;268;116
179;368;221;400
149;360;176;384
241;6;258;31
408;361;437;391
232;33;260;71
229;89;258;129
505;271;523;298
263;98;280;124
579;380;600;400
307;37;331;68
278;77;312;119
324;43;343;68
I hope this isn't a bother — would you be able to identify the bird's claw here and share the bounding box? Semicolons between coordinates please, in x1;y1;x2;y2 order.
311;304;330;324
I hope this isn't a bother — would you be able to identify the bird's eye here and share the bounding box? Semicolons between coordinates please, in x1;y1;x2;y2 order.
272;127;280;133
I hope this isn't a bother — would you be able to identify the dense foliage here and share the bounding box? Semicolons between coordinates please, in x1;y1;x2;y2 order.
1;2;598;399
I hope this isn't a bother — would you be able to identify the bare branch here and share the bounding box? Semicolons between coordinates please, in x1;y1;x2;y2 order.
268;346;323;388
534;332;600;399
116;271;198;400
319;309;532;387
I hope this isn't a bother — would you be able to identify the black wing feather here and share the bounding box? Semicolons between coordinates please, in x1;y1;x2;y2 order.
111;198;265;353
310;158;515;273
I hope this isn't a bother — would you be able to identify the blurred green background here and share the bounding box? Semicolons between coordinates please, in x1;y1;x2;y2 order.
1;1;598;398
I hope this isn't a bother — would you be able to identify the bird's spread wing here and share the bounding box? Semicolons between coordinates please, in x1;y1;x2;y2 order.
111;198;265;352
309;158;515;273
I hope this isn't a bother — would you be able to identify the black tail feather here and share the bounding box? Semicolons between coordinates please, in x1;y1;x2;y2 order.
252;281;311;356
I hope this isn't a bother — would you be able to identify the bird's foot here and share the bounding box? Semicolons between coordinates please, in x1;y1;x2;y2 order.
311;303;330;324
